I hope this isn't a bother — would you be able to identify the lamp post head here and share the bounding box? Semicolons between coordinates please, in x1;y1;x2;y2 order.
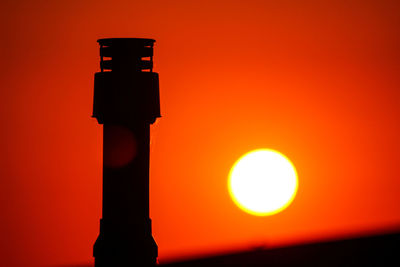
98;38;155;73
93;38;161;125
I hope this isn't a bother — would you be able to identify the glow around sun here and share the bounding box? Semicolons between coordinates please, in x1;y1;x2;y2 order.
228;149;298;216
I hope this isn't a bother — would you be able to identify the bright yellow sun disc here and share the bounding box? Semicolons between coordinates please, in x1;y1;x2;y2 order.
228;149;298;216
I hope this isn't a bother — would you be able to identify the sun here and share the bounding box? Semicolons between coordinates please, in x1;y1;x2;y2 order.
228;149;298;216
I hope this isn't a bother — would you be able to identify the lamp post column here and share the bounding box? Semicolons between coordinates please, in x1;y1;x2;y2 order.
92;38;160;266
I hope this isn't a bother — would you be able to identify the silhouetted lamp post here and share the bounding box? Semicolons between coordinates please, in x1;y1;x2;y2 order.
92;38;160;266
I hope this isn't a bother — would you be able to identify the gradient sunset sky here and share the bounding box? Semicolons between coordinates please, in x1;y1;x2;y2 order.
1;1;400;266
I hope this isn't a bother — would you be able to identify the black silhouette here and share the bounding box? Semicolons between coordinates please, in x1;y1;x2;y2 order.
92;38;160;266
160;231;400;266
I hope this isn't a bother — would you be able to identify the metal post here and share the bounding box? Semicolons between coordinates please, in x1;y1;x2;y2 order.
92;38;160;266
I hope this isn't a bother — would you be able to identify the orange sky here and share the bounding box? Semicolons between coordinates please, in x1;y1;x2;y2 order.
1;0;400;266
